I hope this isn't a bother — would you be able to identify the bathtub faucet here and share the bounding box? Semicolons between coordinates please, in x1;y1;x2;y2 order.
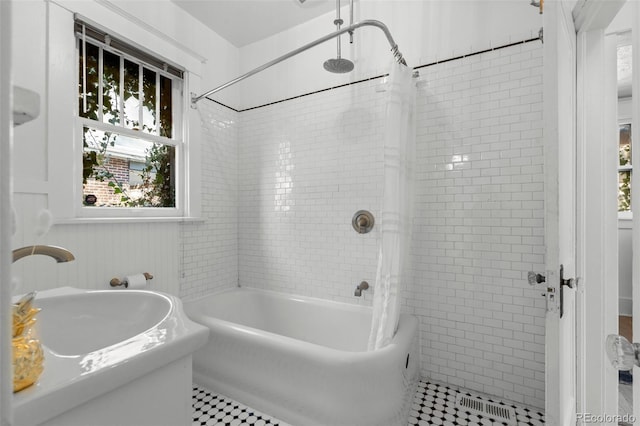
354;281;369;297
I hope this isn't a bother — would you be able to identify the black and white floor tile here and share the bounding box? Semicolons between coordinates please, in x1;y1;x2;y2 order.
192;379;545;426
192;384;288;426
410;381;544;426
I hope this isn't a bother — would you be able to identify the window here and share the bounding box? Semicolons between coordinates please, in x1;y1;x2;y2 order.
77;22;183;213
618;123;632;213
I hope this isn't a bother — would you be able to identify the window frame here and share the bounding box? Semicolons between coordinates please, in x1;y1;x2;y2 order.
74;30;186;218
48;10;202;224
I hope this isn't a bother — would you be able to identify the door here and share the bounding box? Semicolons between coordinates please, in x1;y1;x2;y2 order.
544;1;626;423
573;0;626;423
543;2;577;424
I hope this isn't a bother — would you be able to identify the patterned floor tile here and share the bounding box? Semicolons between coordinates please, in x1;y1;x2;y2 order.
410;380;544;426
192;384;288;426
192;379;545;426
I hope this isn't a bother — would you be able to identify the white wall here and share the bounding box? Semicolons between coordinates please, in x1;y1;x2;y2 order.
235;0;543;109
11;0;239;297
237;41;545;408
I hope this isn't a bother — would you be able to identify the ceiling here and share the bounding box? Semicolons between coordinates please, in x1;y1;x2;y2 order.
172;0;337;47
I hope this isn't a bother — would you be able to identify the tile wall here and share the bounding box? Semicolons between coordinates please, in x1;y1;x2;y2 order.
179;100;240;299
236;41;545;408
238;80;385;303
411;42;546;408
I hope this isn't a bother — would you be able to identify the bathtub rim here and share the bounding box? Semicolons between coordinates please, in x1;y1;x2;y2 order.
183;285;374;314
185;286;418;358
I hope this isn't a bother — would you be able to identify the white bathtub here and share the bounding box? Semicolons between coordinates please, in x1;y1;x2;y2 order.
185;287;419;426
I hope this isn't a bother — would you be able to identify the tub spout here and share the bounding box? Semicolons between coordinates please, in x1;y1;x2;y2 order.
354;281;369;297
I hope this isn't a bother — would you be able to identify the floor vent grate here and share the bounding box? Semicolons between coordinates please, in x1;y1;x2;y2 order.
455;394;517;425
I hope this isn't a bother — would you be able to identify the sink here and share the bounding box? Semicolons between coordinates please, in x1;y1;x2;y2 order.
37;290;171;355
13;287;209;426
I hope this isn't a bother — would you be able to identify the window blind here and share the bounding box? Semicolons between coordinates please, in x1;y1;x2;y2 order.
74;18;184;79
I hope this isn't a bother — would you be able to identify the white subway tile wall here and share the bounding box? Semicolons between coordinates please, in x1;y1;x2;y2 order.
180;101;239;299
238;80;385;304
412;42;545;408
236;42;545;409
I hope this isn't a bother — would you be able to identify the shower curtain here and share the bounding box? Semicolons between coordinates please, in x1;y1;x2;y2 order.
367;61;415;351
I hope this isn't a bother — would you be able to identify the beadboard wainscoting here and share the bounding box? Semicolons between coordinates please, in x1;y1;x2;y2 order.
11;193;181;295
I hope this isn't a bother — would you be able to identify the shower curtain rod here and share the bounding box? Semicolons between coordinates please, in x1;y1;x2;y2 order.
191;19;407;107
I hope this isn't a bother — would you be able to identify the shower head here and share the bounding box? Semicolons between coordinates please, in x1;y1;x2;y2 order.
324;0;354;74
323;57;354;73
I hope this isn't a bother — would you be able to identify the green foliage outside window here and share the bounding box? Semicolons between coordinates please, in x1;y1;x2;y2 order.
82;129;175;207
619;169;631;212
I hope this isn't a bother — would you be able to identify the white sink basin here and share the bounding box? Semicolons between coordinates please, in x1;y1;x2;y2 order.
37;291;171;355
13;287;209;426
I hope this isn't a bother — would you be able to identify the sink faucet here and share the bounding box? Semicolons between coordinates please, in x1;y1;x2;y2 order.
12;245;75;263
354;281;369;297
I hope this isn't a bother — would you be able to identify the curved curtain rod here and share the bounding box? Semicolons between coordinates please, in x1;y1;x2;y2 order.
191;19;407;107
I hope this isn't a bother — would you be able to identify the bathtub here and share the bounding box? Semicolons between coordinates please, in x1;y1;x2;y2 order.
185;287;419;426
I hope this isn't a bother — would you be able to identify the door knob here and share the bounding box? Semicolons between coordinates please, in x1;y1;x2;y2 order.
528;271;546;285
606;334;640;370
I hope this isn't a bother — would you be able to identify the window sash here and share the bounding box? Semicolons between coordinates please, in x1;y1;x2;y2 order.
76;124;184;218
77;35;183;139
77;35;182;87
77;118;181;147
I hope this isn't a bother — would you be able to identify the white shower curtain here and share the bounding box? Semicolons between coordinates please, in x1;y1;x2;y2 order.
367;61;415;351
